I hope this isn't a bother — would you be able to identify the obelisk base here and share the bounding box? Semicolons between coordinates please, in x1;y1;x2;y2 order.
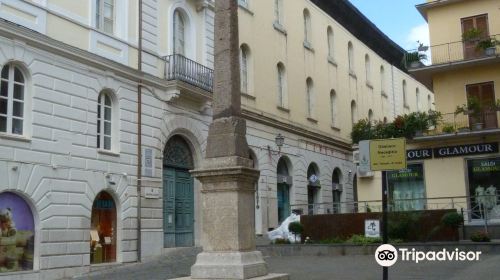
190;251;269;279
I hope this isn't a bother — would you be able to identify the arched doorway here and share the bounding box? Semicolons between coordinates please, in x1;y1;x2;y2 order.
332;168;343;213
307;163;320;215
0;192;35;272
277;157;292;224
90;191;117;264
163;135;194;248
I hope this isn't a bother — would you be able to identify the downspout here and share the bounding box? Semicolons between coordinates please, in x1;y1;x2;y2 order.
391;65;396;119
136;0;143;263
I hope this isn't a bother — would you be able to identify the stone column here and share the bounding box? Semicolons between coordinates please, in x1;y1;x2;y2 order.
182;0;288;279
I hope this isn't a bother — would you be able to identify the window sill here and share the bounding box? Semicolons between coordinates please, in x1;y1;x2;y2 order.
366;82;373;89
0;133;31;143
381;90;388;98
277;106;290;113
327;56;337;67
307;117;318;124
349;71;357;79
331;125;341;132
241;92;256;100
97;149;120;157
238;3;254;15
303;41;314;53
273;22;287;36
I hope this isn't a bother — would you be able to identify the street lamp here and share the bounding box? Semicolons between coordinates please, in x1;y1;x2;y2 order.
275;133;285;153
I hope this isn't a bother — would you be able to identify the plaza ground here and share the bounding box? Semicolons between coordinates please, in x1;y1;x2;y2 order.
73;248;500;280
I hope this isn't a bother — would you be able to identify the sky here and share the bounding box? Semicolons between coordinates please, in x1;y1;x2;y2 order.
348;0;429;51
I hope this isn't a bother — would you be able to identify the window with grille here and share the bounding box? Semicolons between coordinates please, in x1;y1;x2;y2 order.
0;64;25;135
97;92;113;150
96;0;114;34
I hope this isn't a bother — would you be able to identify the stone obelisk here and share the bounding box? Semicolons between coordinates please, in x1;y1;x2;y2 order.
183;0;288;279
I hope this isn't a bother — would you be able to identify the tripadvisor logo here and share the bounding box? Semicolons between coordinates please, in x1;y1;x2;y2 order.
375;244;482;266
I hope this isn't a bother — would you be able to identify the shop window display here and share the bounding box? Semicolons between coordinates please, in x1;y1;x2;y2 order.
90;192;117;264
467;157;500;220
387;164;426;211
0;192;34;273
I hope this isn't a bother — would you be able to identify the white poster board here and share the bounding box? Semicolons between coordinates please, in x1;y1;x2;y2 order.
365;219;380;238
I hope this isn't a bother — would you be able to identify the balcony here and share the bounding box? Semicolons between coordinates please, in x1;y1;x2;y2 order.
425;110;499;137
406;35;500;89
163;54;214;92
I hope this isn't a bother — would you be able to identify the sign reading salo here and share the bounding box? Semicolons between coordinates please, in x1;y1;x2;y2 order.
369;138;407;171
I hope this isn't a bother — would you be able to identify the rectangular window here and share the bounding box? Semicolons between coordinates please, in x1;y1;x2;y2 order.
387;164;426;211
461;14;489;59
97;0;114;34
466;82;497;129
467;157;500;220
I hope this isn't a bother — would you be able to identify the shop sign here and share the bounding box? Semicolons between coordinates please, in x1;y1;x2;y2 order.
407;149;433;161
434;143;498;158
144;187;161;199
365;219;380;238
369;138;407;171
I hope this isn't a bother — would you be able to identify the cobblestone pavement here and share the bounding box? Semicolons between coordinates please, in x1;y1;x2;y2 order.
74;252;500;280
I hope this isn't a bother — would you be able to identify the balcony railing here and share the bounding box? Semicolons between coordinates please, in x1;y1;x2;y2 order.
428;111;499;135
406;34;500;68
163;54;214;92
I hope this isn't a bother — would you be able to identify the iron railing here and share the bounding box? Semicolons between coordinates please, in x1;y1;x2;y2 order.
163;54;214;92
427;111;499;135
291;195;500;224
406;34;500;68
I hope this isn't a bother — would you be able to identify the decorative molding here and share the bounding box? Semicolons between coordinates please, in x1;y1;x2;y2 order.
273;22;287;36
303;41;314;52
276;106;290;113
0;0;47;34
241;92;256;100
89;30;129;65
327;56;337;67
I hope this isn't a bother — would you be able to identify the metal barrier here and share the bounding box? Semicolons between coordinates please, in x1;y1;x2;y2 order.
163;54;214;92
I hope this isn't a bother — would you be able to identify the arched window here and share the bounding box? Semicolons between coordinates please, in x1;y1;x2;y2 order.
380;65;385;93
306;78;314;118
307;163;320;215
402;80;408;108
274;0;283;25
368;109;374;124
173;9;186;55
365;54;371;84
303;9;311;44
416;88;421;111
240;44;251;94
351;100;357;125
277;63;286;108
348;42;354;73
90;191;117;264
97;91;114;151
332;168;342;213
0;63;26;135
327;26;334;58
277;157;292;223
96;0;115;34
330;90;337;126
0;192;36;272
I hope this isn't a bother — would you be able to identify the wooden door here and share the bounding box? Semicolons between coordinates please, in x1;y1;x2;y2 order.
466;82;497;129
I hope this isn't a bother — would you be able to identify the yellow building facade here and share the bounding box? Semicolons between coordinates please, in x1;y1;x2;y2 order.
357;0;500;228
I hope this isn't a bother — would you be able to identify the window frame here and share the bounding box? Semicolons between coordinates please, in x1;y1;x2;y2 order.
240;46;249;94
277;63;287;108
96;0;115;35
97;91;114;151
0;64;26;136
303;9;312;44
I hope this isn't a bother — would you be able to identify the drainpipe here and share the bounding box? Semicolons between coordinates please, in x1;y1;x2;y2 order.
136;0;143;263
391;65;396;119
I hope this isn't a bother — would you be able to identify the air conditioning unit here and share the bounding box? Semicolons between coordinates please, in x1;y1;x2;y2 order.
357;166;374;178
353;150;360;164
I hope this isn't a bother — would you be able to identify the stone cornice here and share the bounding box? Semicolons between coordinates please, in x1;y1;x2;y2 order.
241;108;353;152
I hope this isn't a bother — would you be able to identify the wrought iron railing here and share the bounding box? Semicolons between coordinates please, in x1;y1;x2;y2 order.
427;111;499;135
163;54;214;92
291;195;500;224
406;34;500;68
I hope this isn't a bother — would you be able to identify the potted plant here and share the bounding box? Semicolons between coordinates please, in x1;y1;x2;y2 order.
462;28;483;43
442;124;455;134
405;51;427;68
288;222;304;243
455;96;484;130
476;38;498;56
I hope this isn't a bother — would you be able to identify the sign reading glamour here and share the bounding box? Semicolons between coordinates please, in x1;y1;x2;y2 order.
434;143;499;158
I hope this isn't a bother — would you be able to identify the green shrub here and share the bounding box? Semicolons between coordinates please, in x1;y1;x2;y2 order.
388;212;422;241
317;237;345;244
441;212;463;229
288;222;304;235
273;238;291;244
346;234;382;245
470;231;491;242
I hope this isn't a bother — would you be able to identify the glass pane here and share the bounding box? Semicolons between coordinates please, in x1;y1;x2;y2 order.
104;107;111;121
14;67;24;83
0;98;6;114
104;121;111;135
104;136;111;150
97;119;101;133
1;65;8;79
13;101;23;117
104;2;113;18
12;118;23;135
104;95;111;106
97;104;101;118
0;116;6;132
97;135;101;148
0;80;7;97
104;20;113;34
14;84;24;100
